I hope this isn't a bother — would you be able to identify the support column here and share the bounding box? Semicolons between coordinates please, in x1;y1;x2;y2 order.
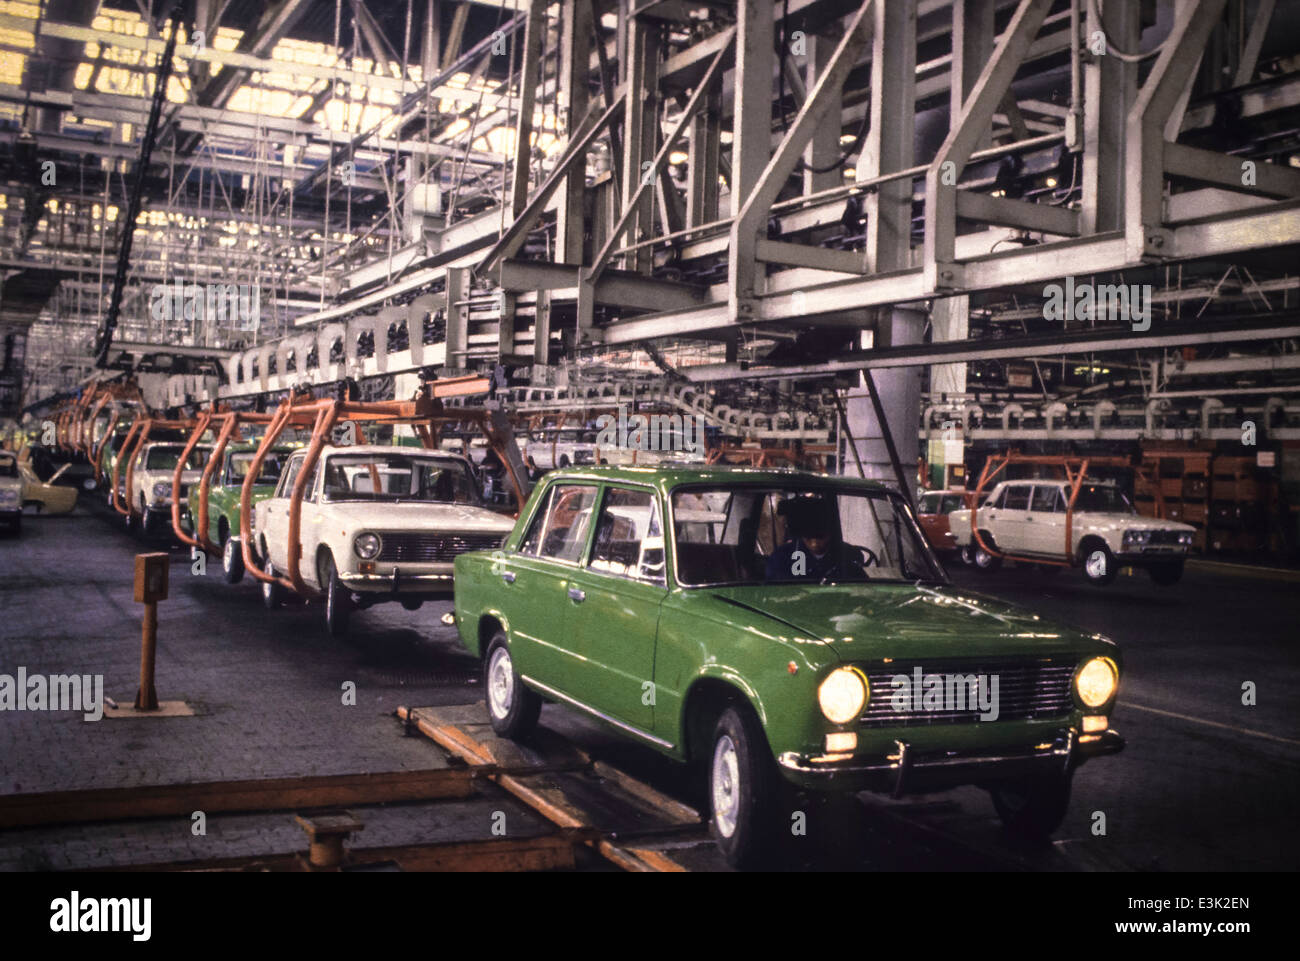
686;87;721;227
846;309;926;486
862;0;915;275
731;0;774;216
803;33;842;195
557;0;593;263
620;14;659;273
1081;0;1138;233
952;0;995;152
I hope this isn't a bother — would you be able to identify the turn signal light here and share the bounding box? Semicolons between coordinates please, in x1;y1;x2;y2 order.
1082;715;1108;733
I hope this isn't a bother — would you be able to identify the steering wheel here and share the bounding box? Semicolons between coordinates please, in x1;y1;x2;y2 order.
819;544;878;585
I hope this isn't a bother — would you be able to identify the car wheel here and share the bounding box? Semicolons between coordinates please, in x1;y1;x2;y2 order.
991;771;1072;841
400;598;423;611
484;632;540;739
709;705;778;870
972;534;1002;571
1148;560;1184;586
221;532;245;585
142;505;159;537
321;552;352;637
261;555;283;610
1081;543;1118;585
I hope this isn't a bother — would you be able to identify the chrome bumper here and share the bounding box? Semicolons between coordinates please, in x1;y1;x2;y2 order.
339;570;454;593
778;728;1125;795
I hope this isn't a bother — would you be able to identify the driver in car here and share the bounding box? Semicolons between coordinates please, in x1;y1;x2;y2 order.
765;498;863;582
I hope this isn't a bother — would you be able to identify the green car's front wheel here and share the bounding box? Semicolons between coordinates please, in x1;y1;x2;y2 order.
484;633;540;739
990;770;1072;841
709;705;778;870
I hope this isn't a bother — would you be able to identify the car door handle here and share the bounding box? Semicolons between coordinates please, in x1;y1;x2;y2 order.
568;587;585;602
501;571;516;583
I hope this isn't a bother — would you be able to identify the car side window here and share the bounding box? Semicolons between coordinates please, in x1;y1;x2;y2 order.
1002;485;1031;510
520;484;598;563
1031;485;1061;513
590;487;666;585
276;457;302;498
919;493;939;513
940;494;963;513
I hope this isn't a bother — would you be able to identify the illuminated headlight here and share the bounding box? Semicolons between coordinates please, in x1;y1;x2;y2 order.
1177;531;1193;546
354;532;382;560
1076;657;1118;708
152;482;172;501
1121;529;1151;548
818;667;868;724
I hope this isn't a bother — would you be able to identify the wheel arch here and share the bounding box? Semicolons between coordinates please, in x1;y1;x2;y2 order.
475;611;512;659
680;674;764;765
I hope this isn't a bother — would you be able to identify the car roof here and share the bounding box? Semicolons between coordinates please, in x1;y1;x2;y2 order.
302;444;473;462
536;464;891;492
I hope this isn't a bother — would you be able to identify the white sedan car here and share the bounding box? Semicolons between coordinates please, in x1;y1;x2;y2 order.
127;442;211;537
0;451;23;534
253;444;516;634
949;478;1196;586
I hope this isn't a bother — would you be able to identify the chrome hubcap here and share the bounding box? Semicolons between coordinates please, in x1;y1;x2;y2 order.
1086;550;1107;578
263;560;274;600
223;539;235;571
488;647;514;719
711;735;740;839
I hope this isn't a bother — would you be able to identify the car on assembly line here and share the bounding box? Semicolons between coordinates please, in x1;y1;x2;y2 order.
253;444;516;635
915;488;971;557
16;448;78;515
949;478;1196;585
0;451;24;533
187;443;297;583
125;442;212;537
452;465;1125;868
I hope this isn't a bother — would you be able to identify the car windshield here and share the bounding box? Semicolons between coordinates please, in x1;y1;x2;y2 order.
671;485;947;587
1073;484;1135;514
322;453;481;504
229;450;290;486
145;445;209;471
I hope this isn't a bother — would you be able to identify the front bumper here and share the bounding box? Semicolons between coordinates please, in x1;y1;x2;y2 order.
777;727;1124;794
339;569;454;596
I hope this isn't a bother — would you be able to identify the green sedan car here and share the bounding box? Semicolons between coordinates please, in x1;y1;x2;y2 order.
187;443;296;582
453;466;1124;868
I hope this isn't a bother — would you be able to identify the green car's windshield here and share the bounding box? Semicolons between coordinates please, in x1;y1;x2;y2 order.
321;453;481;504
672;485;946;587
145;445;209;471
228;450;290;486
1073;484;1134;514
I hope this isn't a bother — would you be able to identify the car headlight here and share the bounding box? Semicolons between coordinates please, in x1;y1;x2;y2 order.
354;532;381;560
152;482;172;499
1076;657;1118;708
1121;529;1150;548
0;489;18;504
818;667;868;724
1177;531;1193;545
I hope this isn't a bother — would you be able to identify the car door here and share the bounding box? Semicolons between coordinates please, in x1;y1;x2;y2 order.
262;453;302;570
500;482;599;696
989;483;1033;552
563;485;667;731
1026;484;1068;557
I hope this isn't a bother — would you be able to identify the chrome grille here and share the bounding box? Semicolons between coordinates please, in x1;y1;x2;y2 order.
376;530;506;563
858;657;1076;728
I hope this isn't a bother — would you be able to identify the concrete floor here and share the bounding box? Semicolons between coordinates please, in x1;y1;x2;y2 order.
0;506;1296;871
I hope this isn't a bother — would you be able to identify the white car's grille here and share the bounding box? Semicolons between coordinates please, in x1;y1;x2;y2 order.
376;531;506;563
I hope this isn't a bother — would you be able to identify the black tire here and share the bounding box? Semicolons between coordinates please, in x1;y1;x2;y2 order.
1148;560;1184;586
1080;541;1118;585
321;551;352;637
991;771;1073;840
142;505;160;538
972;533;1002;572
483;632;541;739
221;530;245;585
261;554;283;610
709;705;779;870
400;598;423;611
9;515;21;536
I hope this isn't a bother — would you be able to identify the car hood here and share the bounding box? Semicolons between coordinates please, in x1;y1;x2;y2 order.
319;500;516;532
138;468;204;485
1074;512;1196;532
0;477;21;492
704;582;1109;661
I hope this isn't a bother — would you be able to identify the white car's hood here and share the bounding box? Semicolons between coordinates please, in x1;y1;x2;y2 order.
1076;511;1196;532
321;499;516;533
138;468;204;486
